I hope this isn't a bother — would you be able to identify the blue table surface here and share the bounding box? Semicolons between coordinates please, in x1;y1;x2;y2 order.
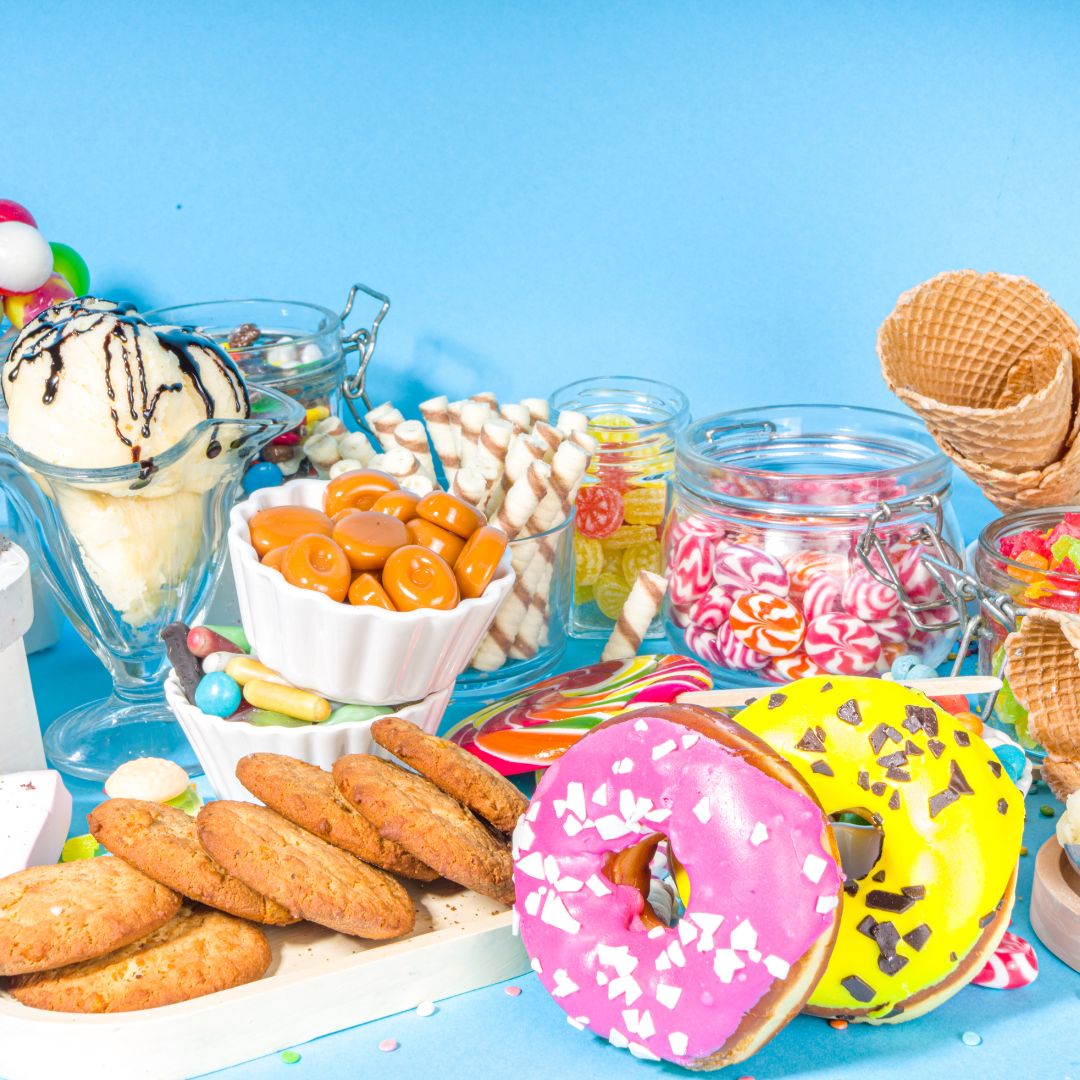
24;601;1080;1080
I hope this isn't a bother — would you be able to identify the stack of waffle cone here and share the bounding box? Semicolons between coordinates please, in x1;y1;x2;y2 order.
878;270;1080;510
1004;609;1080;800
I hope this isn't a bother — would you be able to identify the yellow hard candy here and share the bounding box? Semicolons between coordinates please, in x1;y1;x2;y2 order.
623;482;667;526
587;412;639;446
600;524;658;551
574;535;603;588
594;573;631;619
621;541;662;585
574;581;595;605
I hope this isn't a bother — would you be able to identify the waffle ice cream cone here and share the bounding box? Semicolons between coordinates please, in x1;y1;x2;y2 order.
1004;609;1080;799
878;271;1080;509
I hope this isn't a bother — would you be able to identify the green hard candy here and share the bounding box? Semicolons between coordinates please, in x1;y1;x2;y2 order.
165;785;203;816
60;834;101;862
245;709;310;729
49;242;90;296
326;704;395;726
203;625;251;652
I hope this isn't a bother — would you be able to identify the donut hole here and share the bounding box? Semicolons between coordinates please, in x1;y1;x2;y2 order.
829;810;884;880
603;833;688;931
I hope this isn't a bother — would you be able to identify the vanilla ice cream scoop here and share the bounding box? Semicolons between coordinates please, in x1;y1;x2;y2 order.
3;297;249;468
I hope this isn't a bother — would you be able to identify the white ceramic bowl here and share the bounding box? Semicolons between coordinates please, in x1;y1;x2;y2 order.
165;672;451;801
228;479;514;704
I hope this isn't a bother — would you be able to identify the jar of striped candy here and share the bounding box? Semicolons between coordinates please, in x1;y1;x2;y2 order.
666;405;962;687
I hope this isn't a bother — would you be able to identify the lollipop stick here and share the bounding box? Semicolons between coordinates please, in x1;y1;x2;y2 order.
678;675;1003;709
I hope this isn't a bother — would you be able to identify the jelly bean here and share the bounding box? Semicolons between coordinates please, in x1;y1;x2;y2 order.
48;241;90;295
576;485;625;539
454;524;508;599
348;572;396;609
406;517;466;563
622;483;666;526
416;491;486;539
382;546;460;611
0;221;53;295
3;273;75;329
712;543;789;597
243;678;332;723
620;541;662;585
204;624;251;652
728;592;806;657
324;469;400;516
372;489;421;522
195;671;243;717
950;710;984;735
574;535;604;587
187;625;243;659
245;709;310;729
0;199;36;227
305;405;331;428
262;545;287;571
332;510;409;571
593;572;631;619
249;505;333;556
327;704;395;725
271;430;302;447
201;650;241;674
224;655;292;687
243;461;285;493
282;534;351;603
993;743;1028;784
804;612;881;676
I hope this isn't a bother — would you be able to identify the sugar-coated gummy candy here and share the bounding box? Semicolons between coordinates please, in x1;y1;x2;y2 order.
574;535;603;587
195;672;243;717
587;412;639;445
243;461;284;492
622;483;666;526
1047;513;1080;547
1007;550;1049;584
575;485;625;539
620;541;662;585
48;241;90;296
574;581;595;605
999;528;1052;561
593;572;631;619
599;524;657;550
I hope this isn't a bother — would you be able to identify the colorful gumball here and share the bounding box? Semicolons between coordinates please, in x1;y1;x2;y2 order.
0;199;36;227
687;585;736;630
668;531;716;606
716;620;771;670
49;241;90;295
728;592;806;657
971;931;1038;990
0;221;53;295
712;542;789;597
3;273;75;329
841;570;901;622
804;612;882;676
802;573;843;622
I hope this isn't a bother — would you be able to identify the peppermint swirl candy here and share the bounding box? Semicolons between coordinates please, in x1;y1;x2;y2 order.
841;570;902;622
712;543;789;597
716;620;771;671
802;574;843;623
804;613;882;676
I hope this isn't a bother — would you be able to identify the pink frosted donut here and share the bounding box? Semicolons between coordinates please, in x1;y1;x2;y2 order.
712;543;789;597
687;586;737;631
841;570;901;622
716;621;771;671
971;931;1038;990
804;613;882;675
728;592;805;657
802;574;843;623
669;533;716;606
512;705;842;1069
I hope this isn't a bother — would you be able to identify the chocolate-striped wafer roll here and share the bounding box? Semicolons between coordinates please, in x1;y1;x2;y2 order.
498;402;531;434
475;418;514;502
379;447;421;482
600;571;669;661
531;420;563;461
555;409;589;435
486;432;544;516
394;419;436;481
470;391;499;407
458;401;491;469
420;395;460;484
365;402;405;451
450;466;487;508
520;398;550;424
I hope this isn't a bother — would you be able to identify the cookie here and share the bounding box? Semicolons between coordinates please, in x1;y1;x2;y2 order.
197;801;414;939
88;799;297;926
235;753;437;881
9;907;271;1013
333;755;514;904
371;716;529;832
0;858;181;976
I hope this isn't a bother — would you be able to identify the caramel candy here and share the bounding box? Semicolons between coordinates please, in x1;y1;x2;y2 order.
454;525;508;600
332;511;408;571
249;506;332;557
382;546;460;611
416;491;486;539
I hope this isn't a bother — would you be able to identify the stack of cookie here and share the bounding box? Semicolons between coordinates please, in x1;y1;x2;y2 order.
0;719;527;1014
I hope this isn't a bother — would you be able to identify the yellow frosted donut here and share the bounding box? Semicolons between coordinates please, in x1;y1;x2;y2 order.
736;675;1023;1022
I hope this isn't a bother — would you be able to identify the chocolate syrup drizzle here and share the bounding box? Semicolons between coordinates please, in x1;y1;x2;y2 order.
5;297;250;463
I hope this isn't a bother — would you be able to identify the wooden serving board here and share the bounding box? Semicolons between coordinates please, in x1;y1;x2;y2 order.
1030;836;1080;974
0;880;528;1080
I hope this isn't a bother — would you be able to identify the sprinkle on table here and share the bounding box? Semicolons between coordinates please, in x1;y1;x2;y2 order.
505;985;522;996
378;1039;399;1053
280;1050;301;1064
1040;805;1056;818
415;1001;436;1017
828;1019;848;1030
1020;846;1029;856
961;1031;983;1047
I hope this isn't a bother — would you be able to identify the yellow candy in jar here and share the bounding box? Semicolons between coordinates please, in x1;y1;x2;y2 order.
242;679;331;723
600;524;658;550
622;482;667;526
574;581;595;605
587;412;639;445
574;535;603;587
621;541;662;585
594;572;631;619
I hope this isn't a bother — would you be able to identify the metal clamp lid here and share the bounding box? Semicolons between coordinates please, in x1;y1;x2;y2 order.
339;284;390;426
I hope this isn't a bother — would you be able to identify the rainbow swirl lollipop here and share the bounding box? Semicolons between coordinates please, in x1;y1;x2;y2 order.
447;654;711;774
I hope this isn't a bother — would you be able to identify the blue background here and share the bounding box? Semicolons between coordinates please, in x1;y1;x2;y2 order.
8;2;1080;1077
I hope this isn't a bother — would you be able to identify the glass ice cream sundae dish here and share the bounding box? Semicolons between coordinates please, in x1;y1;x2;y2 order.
0;298;304;778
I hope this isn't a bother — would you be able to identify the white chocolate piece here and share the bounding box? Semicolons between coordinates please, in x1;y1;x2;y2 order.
303;433;342;468
329;457;369;479
366;402;406;451
498;402;532;434
458;401;491;469
555;409;589;435
394;420;437;481
450;466;487;508
420;395;461;483
520;397;550;424
105;757;190;803
337;432;376;465
0;770;72;877
601;571;669;661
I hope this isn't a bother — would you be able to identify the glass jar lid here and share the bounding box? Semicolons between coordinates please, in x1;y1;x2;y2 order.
677;404;952;518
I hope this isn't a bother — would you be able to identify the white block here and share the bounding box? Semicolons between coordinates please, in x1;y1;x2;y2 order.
0;542;43;774
0;770;72;876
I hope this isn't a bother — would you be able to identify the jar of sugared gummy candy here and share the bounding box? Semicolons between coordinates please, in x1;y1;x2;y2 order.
666;405;962;686
973;507;1080;754
549;376;690;638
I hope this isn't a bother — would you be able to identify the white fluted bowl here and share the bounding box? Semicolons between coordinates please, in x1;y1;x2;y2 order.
165;673;451;801
228;479;514;704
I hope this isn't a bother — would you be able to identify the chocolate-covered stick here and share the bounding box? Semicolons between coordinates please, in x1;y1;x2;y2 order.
161;622;201;705
601;571;669;661
420;395;460;485
393;419;436;481
365;401;405;452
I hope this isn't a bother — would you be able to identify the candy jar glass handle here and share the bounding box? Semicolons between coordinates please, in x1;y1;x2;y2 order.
339;283;391;427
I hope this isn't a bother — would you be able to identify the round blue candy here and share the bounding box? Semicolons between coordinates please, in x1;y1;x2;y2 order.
243;461;284;493
905;662;939;680
891;654;920;679
194;671;242;717
993;743;1027;784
